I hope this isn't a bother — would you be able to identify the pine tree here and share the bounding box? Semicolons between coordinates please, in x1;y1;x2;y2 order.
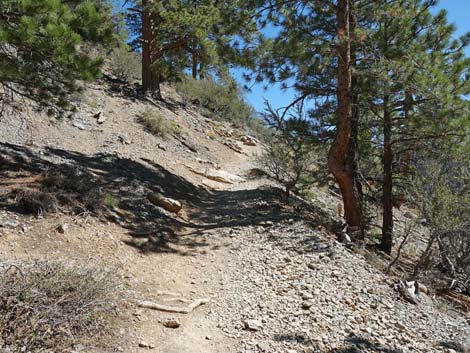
126;0;258;98
356;0;470;254
0;0;115;114
252;0;365;237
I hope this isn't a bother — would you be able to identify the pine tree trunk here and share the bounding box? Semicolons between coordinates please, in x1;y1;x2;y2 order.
328;0;364;239
348;9;363;216
381;93;393;254
399;91;414;177
142;0;161;99
192;52;198;79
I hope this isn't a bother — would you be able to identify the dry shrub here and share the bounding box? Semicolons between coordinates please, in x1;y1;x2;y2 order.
0;261;123;351
411;154;470;293
80;188;106;213
175;76;261;134
14;189;59;215
42;171;65;188
140;109;180;138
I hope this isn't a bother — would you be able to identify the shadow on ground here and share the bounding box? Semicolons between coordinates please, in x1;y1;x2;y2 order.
326;334;404;353
0;142;317;255
273;333;406;353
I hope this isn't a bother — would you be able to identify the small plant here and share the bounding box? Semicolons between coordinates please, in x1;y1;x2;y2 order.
108;45;142;82
140;109;180;138
257;102;317;202
104;193;119;208
14;188;59;215
410;151;470;290
206;130;217;140
176;75;264;135
0;261;123;351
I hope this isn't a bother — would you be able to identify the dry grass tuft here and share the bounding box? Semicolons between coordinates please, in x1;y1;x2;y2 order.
14;189;59;215
0;261;123;351
140;109;180;138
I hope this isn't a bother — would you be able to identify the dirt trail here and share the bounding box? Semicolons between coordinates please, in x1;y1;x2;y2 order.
1;83;469;353
131;156;266;353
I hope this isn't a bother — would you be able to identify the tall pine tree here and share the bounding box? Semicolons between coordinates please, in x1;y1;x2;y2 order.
0;0;115;114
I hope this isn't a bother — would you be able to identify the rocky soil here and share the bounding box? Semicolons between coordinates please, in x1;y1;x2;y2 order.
0;80;469;353
207;215;470;353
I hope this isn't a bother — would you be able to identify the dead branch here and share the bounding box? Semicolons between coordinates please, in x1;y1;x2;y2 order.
137;298;209;314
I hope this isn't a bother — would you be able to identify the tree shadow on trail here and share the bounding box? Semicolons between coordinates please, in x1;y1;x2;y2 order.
0;142;311;255
325;334;404;353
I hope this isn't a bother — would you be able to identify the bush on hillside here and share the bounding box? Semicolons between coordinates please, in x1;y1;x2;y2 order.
9;167;118;216
108;45;142;82
140;109;180;138
0;261;123;351
14;189;59;215
176;76;264;135
257;103;317;202
410;153;470;292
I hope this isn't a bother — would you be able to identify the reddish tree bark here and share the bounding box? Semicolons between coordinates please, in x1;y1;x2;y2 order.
142;0;161;99
328;0;364;239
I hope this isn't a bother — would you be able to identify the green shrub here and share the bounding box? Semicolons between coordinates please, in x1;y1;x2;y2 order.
176;76;263;133
140;109;180;137
108;45;141;81
0;261;123;351
104;193;119;208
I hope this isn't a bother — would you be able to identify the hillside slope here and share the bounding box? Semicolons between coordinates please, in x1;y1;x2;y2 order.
0;80;468;353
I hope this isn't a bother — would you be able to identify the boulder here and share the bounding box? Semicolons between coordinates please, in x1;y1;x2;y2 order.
148;194;182;213
240;135;257;146
205;169;245;184
187;166;245;184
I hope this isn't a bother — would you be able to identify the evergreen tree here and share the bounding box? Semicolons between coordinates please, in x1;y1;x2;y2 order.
252;0;365;237
0;0;115;114
126;0;258;98
357;0;470;253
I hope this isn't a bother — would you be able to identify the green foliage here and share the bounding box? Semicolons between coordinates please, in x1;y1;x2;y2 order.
109;45;142;81
0;0;116;114
251;0;470;249
411;150;470;287
125;0;259;84
0;260;122;350
176;75;258;129
257;102;317;201
140;109;180;138
103;193;119;208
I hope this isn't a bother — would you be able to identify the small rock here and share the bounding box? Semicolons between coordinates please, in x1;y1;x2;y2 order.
138;341;149;348
56;224;68;234
240;135;257;146
94;111;107;124
302;301;314;309
162;319;181;328
257;342;270;351
117;134;131;144
72;344;85;352
72;122;85;130
244;319;262;331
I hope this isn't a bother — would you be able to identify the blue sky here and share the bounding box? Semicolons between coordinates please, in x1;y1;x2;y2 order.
239;0;470;113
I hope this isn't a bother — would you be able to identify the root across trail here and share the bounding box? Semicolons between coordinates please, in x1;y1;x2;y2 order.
137;298;209;314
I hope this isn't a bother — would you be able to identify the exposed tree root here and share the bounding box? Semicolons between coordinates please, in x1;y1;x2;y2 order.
137;298;209;314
